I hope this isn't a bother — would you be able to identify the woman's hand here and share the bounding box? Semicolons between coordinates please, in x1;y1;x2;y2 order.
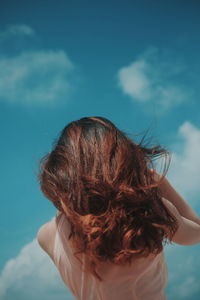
151;169;200;225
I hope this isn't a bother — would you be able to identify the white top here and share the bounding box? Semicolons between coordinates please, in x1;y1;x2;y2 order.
53;213;168;300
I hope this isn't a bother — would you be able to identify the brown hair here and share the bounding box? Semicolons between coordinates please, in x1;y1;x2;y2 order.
39;116;178;280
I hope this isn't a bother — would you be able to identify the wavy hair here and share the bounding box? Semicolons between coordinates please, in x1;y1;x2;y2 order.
39;116;178;280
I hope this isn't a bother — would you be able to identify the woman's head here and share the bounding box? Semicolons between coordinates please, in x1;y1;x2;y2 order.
39;116;178;280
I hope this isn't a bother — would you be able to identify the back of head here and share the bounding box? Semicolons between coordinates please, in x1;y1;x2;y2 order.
39;116;178;280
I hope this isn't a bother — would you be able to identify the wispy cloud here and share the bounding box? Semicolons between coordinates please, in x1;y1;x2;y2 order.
165;244;200;300
0;24;77;106
171;275;200;299
168;121;200;201
117;47;191;113
0;239;74;300
0;50;74;106
0;24;35;40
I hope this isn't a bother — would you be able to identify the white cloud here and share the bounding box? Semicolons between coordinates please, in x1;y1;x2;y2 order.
118;60;152;102
0;24;76;106
118;47;190;112
167;121;200;200
0;239;74;300
0;50;74;106
0;24;35;40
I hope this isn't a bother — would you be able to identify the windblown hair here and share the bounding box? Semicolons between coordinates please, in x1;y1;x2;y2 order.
39;116;178;280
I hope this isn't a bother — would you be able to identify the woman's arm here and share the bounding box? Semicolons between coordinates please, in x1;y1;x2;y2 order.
152;170;200;225
161;197;200;245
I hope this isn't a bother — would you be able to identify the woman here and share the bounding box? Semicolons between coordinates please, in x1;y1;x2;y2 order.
37;116;200;300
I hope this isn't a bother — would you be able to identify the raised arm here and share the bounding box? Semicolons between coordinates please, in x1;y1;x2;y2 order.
161;197;200;246
152;170;200;225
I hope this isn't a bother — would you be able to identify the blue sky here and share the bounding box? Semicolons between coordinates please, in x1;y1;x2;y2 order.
0;0;200;299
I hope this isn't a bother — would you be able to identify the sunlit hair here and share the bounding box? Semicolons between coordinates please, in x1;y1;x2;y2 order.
39;116;178;280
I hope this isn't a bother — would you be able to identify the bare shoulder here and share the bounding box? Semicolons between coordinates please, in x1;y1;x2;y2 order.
37;218;57;259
